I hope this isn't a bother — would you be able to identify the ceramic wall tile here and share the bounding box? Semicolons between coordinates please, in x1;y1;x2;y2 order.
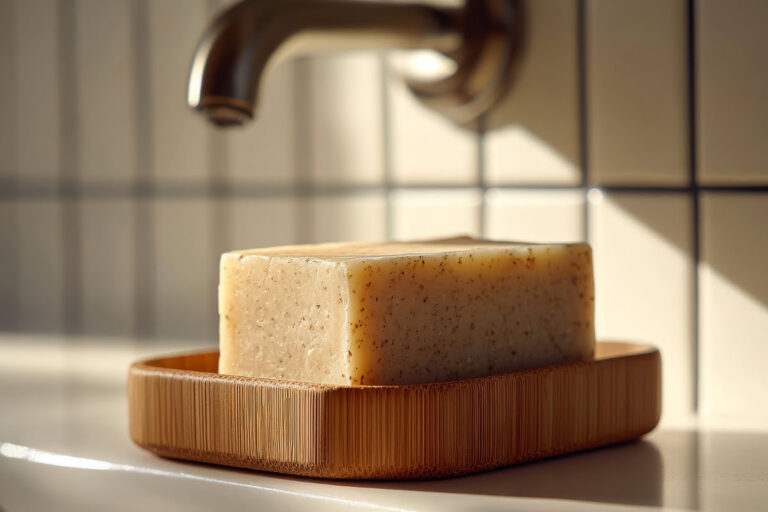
390;189;481;240
153;198;216;341
587;0;689;185
589;192;694;420
486;0;581;185
485;189;584;242
226;61;297;186
148;0;210;184
308;54;384;185
0;1;16;183
700;194;768;420
389;55;477;185
18;200;65;332
697;0;768;183
310;194;387;243
15;0;61;184
80;198;135;336
75;0;136;186
0;201;19;330
229;197;301;249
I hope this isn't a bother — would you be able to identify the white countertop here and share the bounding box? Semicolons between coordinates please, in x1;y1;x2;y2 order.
2;335;768;512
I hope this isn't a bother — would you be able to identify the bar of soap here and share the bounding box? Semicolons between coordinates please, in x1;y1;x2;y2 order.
219;237;595;385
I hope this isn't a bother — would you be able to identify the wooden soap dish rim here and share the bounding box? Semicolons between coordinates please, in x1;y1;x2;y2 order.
130;341;656;390
128;341;661;480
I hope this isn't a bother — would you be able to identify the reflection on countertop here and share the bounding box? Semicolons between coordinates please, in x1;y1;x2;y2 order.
1;335;767;512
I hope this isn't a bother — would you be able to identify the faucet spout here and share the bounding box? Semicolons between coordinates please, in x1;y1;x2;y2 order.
188;0;524;127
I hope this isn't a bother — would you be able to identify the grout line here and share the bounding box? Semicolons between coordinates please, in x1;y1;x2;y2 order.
687;0;701;413
477;114;487;238
381;55;394;241
687;4;703;500
576;0;591;244
133;0;154;340
1;201;20;331
5;182;768;200
294;57;313;244
207;0;230;341
58;0;82;335
2;0;19;332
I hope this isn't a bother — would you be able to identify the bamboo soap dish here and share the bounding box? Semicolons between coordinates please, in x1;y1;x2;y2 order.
128;341;660;480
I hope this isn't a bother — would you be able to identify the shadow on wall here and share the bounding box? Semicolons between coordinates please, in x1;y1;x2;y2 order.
482;0;581;172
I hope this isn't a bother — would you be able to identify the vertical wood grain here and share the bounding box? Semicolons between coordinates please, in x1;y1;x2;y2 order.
128;343;661;479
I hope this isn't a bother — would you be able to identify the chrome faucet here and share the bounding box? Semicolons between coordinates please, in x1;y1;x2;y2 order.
187;0;524;128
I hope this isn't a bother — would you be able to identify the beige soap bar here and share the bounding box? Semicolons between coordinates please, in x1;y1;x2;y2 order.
219;237;595;385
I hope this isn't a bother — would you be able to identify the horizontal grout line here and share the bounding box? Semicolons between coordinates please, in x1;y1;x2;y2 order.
599;184;768;194
0;182;584;198
3;182;768;199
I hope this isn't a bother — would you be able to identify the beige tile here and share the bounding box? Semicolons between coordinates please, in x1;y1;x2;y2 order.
18;199;65;332
310;194;387;243
587;0;688;185
486;0;581;185
148;0;210;184
485;190;584;243
75;0;136;186
389;56;477;185
0;201;19;330
229;197;300;250
80;198;135;336
0;1;16;183
308;54;384;185
227;60;297;185
589;192;694;420
15;0;61;184
700;194;768;420
153;199;216;341
390;189;481;240
697;1;768;183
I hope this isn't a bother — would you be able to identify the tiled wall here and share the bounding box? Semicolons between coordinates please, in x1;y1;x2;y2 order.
1;0;767;424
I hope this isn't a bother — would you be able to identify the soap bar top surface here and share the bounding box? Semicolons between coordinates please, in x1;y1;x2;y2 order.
219;237;595;386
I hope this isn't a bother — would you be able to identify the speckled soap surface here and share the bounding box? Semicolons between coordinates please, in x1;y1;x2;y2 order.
218;237;595;385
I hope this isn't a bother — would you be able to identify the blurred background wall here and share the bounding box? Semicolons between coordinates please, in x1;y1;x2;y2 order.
0;0;766;425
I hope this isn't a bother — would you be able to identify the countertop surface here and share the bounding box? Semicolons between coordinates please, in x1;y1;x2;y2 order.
2;335;768;512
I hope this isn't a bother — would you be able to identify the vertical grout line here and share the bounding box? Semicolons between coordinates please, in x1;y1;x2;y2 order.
687;0;701;413
294;57;313;243
577;0;591;244
381;55;394;241
133;0;154;340
59;0;82;335
477;115;487;239
207;0;229;342
1;0;19;331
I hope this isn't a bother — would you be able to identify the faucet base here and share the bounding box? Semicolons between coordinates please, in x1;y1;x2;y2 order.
405;0;525;127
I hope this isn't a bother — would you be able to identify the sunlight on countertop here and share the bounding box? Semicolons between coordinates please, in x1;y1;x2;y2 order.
2;334;768;511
